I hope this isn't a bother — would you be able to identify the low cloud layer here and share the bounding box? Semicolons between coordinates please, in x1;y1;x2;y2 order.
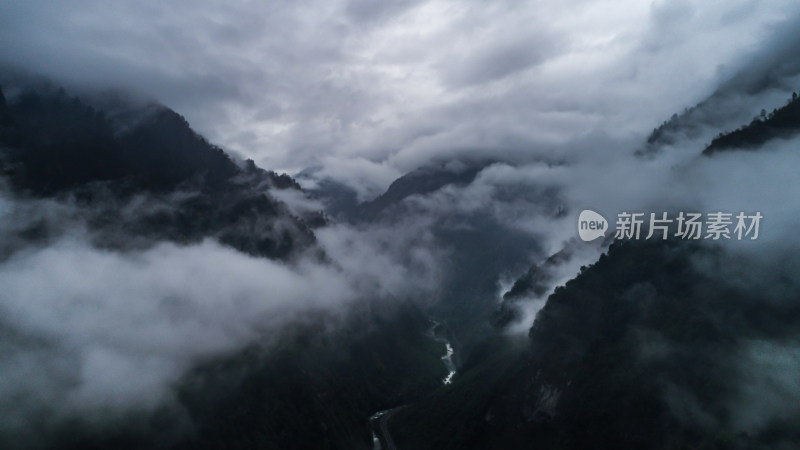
1;238;350;414
0;188;441;441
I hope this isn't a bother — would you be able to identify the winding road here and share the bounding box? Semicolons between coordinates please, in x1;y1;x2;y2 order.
371;407;402;450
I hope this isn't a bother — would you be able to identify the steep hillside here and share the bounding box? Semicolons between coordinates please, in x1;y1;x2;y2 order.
704;91;800;154
356;162;486;222
392;239;800;449
0;81;452;450
26;301;448;450
0;84;320;260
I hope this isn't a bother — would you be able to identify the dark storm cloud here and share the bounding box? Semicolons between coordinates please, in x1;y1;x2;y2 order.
3;0;799;198
345;0;426;24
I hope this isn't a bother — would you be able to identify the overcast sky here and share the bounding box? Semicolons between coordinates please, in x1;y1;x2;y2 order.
1;0;799;196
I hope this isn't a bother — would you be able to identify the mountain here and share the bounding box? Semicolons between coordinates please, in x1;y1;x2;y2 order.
0;80;459;450
0;84;320;260
356;161;486;222
636;28;800;157
391;239;800;449
303;161;487;223
492;239;584;328
703;91;800;154
304;159;546;357
4;64;798;449
384;83;800;449
32;300;448;450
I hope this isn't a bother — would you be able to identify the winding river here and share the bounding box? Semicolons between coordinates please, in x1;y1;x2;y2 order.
369;319;457;450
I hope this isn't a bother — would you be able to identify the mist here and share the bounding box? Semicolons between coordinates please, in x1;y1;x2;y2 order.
0;185;441;443
2;1;800;448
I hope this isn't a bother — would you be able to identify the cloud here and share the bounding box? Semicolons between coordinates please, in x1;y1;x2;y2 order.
0;187;442;441
729;340;800;434
2;1;799;196
0;237;347;426
344;0;426;25
312;156;403;202
3;1;800;442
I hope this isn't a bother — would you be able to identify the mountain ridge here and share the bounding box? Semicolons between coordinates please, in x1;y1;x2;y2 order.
0;83;321;260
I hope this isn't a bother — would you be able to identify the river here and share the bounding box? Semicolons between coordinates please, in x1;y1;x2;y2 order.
368;319;457;449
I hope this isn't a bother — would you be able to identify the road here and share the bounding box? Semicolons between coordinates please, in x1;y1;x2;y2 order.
376;407;401;450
